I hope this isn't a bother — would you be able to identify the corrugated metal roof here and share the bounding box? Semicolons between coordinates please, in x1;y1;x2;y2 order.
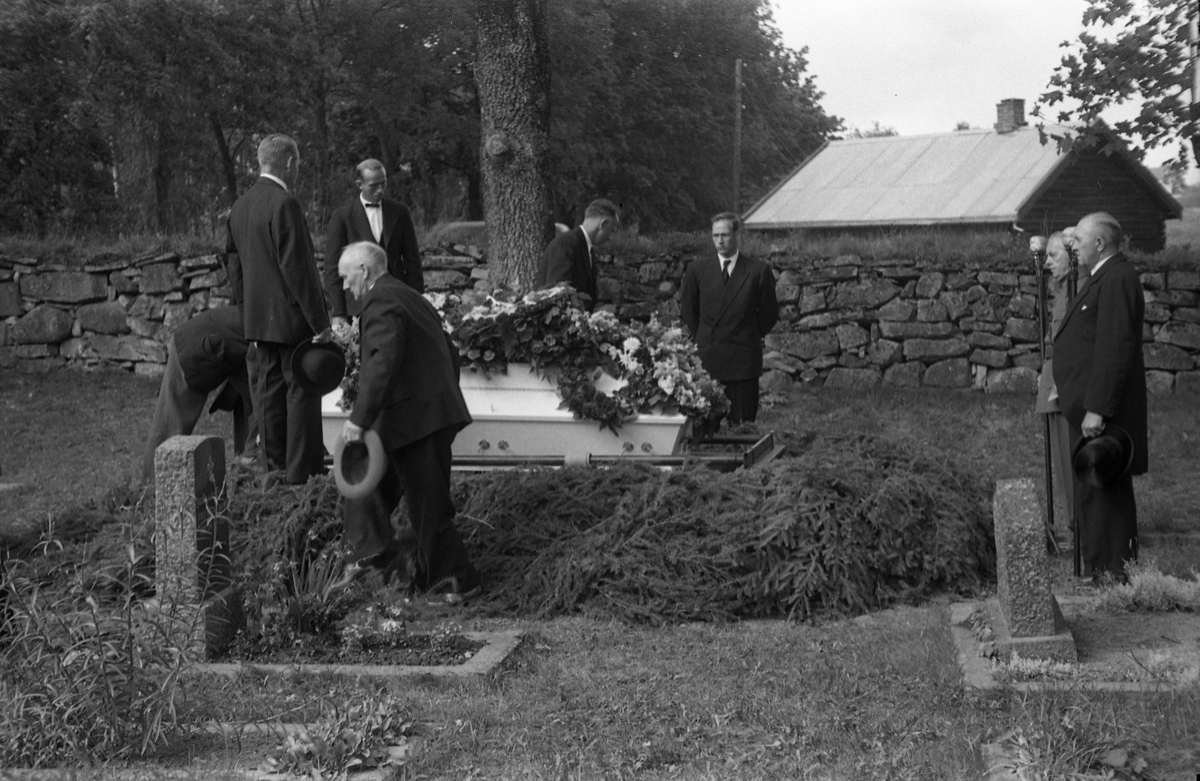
744;125;1071;229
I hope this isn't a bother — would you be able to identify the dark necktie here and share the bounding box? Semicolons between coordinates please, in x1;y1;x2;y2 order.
364;202;380;208
722;259;731;283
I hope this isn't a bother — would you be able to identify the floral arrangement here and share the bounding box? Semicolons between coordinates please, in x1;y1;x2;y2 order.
332;285;728;431
450;286;728;432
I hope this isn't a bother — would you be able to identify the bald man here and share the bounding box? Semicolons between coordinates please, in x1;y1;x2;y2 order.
1053;211;1148;583
334;241;480;604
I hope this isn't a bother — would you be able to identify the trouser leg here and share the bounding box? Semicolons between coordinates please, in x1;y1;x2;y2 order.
396;427;478;590
140;348;207;486
280;342;325;483
722;378;760;424
247;342;288;474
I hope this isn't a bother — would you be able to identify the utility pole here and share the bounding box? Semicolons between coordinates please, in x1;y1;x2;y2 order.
732;58;743;213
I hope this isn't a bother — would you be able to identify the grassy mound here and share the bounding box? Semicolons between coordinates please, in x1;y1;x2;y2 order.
456;434;994;623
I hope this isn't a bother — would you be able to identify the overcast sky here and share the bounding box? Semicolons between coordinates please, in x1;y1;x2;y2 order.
771;0;1180;169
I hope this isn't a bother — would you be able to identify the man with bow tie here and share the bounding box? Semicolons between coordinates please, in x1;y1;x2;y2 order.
1053;212;1148;582
323;159;424;334
680;212;779;425
537;198;619;311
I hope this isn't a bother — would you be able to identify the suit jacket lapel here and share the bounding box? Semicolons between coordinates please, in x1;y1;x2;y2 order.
351;200;376;243
1055;253;1119;340
381;200;399;249
715;257;749;321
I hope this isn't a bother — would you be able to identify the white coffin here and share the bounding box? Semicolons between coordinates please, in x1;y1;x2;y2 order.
321;363;689;461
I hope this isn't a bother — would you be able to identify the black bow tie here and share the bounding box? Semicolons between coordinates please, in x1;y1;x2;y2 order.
364;202;380;208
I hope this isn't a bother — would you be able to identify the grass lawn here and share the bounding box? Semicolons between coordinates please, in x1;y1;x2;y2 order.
2;368;1199;779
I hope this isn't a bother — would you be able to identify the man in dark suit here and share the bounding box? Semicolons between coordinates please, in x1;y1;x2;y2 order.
139;306;257;486
335;241;481;604
224;133;331;484
322;159;423;333
537;198;620;311
680;212;779;424
1053;212;1148;582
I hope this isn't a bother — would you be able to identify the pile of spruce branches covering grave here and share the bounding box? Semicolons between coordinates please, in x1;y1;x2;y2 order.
227;432;995;624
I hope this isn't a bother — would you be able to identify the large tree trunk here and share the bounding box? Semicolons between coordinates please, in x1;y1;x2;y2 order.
475;0;554;292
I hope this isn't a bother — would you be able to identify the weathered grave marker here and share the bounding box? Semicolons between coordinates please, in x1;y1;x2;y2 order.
154;435;240;656
989;478;1076;661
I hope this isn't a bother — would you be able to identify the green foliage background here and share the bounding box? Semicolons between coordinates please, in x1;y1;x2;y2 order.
0;0;839;237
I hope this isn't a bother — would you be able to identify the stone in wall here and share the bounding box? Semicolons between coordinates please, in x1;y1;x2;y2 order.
923;358;971;388
187;269;226;289
825;367;881;390
141;262;183;294
971;293;1010;321
767;329;839;360
1140;272;1164;290
1148;289;1198;307
20;271;107;303
128;294;166;320
799;288;826;314
1007;294;1037;319
877;298;914;321
1004;317;1040;343
985;367;1038;394
13;304;74;344
1143;343;1194;371
656;281;676;299
879;321;955;339
764;351;804;374
110;271;138;295
965;284;987;302
867;339;902;367
970;349;1009;368
88;334;168;363
0;282;22;317
1176;308;1200;324
829;279;900;309
1170;270;1200;290
939;290;969;320
638;262;667;284
944;272;972;291
1146;371;1174;395
1156;321;1200;350
128;318;159;338
809;355;837;370
1176;371;1200;395
16;344;57;358
163;302;193;332
915;273;944;298
761;369;794;394
1144;304;1171;324
968;331;1012;350
836;324;869;350
978;271;1019;288
78;301;130;335
1011;351;1042;370
180;254;221;273
917;300;948;322
903;337;970;361
883;361;923;387
59;337;95;361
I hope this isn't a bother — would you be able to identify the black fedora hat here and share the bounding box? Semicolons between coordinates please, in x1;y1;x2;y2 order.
1072;424;1135;488
333;429;386;499
292;341;346;396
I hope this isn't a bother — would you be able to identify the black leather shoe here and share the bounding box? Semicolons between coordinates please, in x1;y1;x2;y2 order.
424;576;483;606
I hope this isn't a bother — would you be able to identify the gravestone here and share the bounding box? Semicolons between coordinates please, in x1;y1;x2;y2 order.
154;435;240;656
989;478;1076;661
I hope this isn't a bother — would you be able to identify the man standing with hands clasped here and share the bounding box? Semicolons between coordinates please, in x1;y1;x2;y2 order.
1053;212;1148;583
680;212;779;425
323;159;424;335
334;242;481;604
225;134;331;484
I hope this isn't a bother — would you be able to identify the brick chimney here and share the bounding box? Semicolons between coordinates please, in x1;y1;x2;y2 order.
994;98;1026;134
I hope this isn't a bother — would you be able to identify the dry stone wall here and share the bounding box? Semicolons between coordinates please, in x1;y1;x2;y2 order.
4;247;1199;397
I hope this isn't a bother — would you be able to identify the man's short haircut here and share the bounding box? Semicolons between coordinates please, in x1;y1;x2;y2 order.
356;159;385;180
584;198;620;223
340;240;386;272
257;134;298;169
1082;211;1124;248
711;212;741;231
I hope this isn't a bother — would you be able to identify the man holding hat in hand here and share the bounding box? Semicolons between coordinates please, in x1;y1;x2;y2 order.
334;241;481;603
1053;212;1148;582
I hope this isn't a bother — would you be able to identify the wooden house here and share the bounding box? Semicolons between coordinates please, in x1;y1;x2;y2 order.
743;99;1182;251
